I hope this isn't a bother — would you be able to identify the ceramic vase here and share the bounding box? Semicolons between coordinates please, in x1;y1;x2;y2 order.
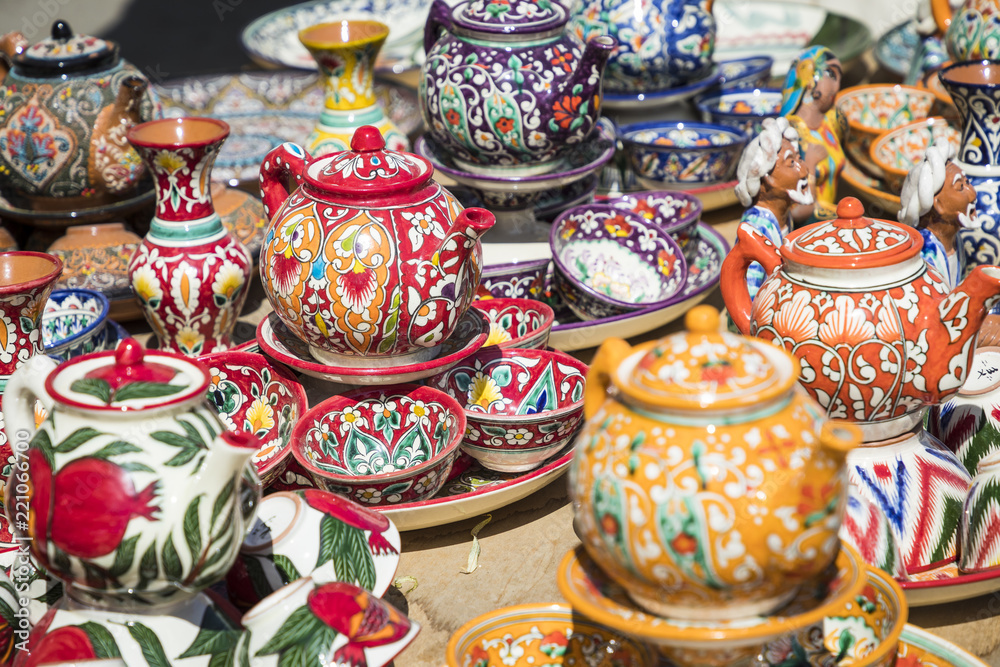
301;21;408;157
940;0;1000;62
126;117;253;356
939;61;1000;268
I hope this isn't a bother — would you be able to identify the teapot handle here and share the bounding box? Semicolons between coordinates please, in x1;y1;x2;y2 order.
2;355;59;453
423;0;454;55
930;0;954;34
584;338;632;420
719;222;782;335
259;143;308;224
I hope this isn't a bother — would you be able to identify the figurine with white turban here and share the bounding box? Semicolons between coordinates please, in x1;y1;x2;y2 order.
898;141;978;289
735;116;813;301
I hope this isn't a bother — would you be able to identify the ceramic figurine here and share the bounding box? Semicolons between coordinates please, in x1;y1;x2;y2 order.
570;305;861;620
0;21;160;211
959;449;1000;573
2;338;262;609
733;116;812;302
127;117;253;356
258;126;495;365
421;0;614;176
780;46;845;223
722;196;1000;442
567;0;715;94
301;21;409;157
897;141;979;290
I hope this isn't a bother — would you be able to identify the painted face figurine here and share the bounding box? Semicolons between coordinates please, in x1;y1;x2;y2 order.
734;116;812;302
898;141;979;289
780;46;844;224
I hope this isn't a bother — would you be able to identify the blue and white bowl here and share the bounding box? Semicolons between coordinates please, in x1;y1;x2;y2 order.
695;87;782;138
619;121;747;190
42;289;111;362
717;56;774;90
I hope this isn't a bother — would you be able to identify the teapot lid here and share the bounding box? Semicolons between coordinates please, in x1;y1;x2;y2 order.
15;20;119;76
451;0;567;35
782;197;922;269
303;126;434;199
45;338;211;412
617;306;797;411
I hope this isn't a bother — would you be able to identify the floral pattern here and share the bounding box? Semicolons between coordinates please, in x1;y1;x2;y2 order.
836;86;936;177
473;298;553;349
946;0;1000;61
623;123;745;185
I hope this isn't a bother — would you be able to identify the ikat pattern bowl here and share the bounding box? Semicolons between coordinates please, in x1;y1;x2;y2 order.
695;87;783;138
549;204;687;321
42;288;111;362
606;190;702;263
619;121;747;189
472;298;555;350
426;347;588;473
869;116;961;194
290;384;465;505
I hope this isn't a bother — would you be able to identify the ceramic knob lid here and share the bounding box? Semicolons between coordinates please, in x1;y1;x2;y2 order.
16;20;119;75
45;338;211;412
781;197;923;269
452;0;567;35
623;306;794;410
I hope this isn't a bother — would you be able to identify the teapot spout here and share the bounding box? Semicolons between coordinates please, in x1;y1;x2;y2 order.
937;266;1000;390
559;35;615;102
819;422;861;463
449;206;495;243
218;431;260;470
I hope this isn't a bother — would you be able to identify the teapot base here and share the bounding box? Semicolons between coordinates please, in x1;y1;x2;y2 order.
625;585;800;622
855;409;927;443
308;342;440;368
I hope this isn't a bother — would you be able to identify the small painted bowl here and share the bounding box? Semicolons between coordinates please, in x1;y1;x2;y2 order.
620;121;747;190
42;288;111;361
426;347;588;473
549;205;688;321
479;258;550;300
200;350;308;487
695;87;783;139
869;116;961;193
472;298;555;349
835;84;938;179
606;190;702;263
717;56;774;90
226;488;401;610
446;603;655;667
290;384;465;506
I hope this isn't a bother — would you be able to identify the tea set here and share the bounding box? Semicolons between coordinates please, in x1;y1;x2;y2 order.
0;2;999;666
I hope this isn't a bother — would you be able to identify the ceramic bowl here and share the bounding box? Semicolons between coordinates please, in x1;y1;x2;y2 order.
717;56;774;90
200;350;308;487
446;603;655;667
290;384;465;506
479;258;551;300
426;347;588;473
42;289;111;361
695;87;783;139
869;116;961;194
226;488;401;610
606;190;703;263
472;298;555;350
835;84;938;179
839;161;901;219
549;204;688;321
620;121;747;190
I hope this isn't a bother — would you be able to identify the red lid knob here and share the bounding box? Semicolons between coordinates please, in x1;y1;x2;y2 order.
83;338;177;389
350;126;386;153
833;197;867;229
115;338;145;366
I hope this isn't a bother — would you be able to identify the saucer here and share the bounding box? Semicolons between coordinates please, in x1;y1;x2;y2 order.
602;67;722;111
0;181;155;227
256;310;489;385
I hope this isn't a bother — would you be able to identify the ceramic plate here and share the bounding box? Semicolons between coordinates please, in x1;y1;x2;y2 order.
257;309;489;385
901;565;1000;607
602;67;722;111
714;0;872;77
900;626;990;667
875;21;919;78
377;448;573;531
241;0;429;73
155;72;421;186
548;222;727;351
0;182;154;227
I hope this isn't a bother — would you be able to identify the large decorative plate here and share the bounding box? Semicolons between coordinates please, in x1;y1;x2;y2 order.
155;72;421;185
901;564;1000;607
241;0;429;73
714;0;872;78
900;626;990;667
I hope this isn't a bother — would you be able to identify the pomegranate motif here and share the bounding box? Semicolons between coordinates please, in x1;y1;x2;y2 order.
308;582;412;667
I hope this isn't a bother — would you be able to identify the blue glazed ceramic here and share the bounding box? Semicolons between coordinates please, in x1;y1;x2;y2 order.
549;204;687;321
695;87;782;138
717;56;774;90
619;121;747;189
568;0;715;94
42;288;111;362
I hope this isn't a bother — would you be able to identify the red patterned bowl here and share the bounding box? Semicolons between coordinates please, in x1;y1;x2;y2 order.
200;350;308;487
290;384;465;506
426;347;588;473
472;298;555;350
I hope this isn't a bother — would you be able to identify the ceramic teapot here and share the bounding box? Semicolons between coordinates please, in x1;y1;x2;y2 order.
570;306;860;621
258;126;495;365
0;20;161;211
421;0;614;177
568;0;715;93
722;197;1000;442
2;339;261;609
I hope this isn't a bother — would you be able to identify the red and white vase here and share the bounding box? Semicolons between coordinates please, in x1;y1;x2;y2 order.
127;117;253;356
